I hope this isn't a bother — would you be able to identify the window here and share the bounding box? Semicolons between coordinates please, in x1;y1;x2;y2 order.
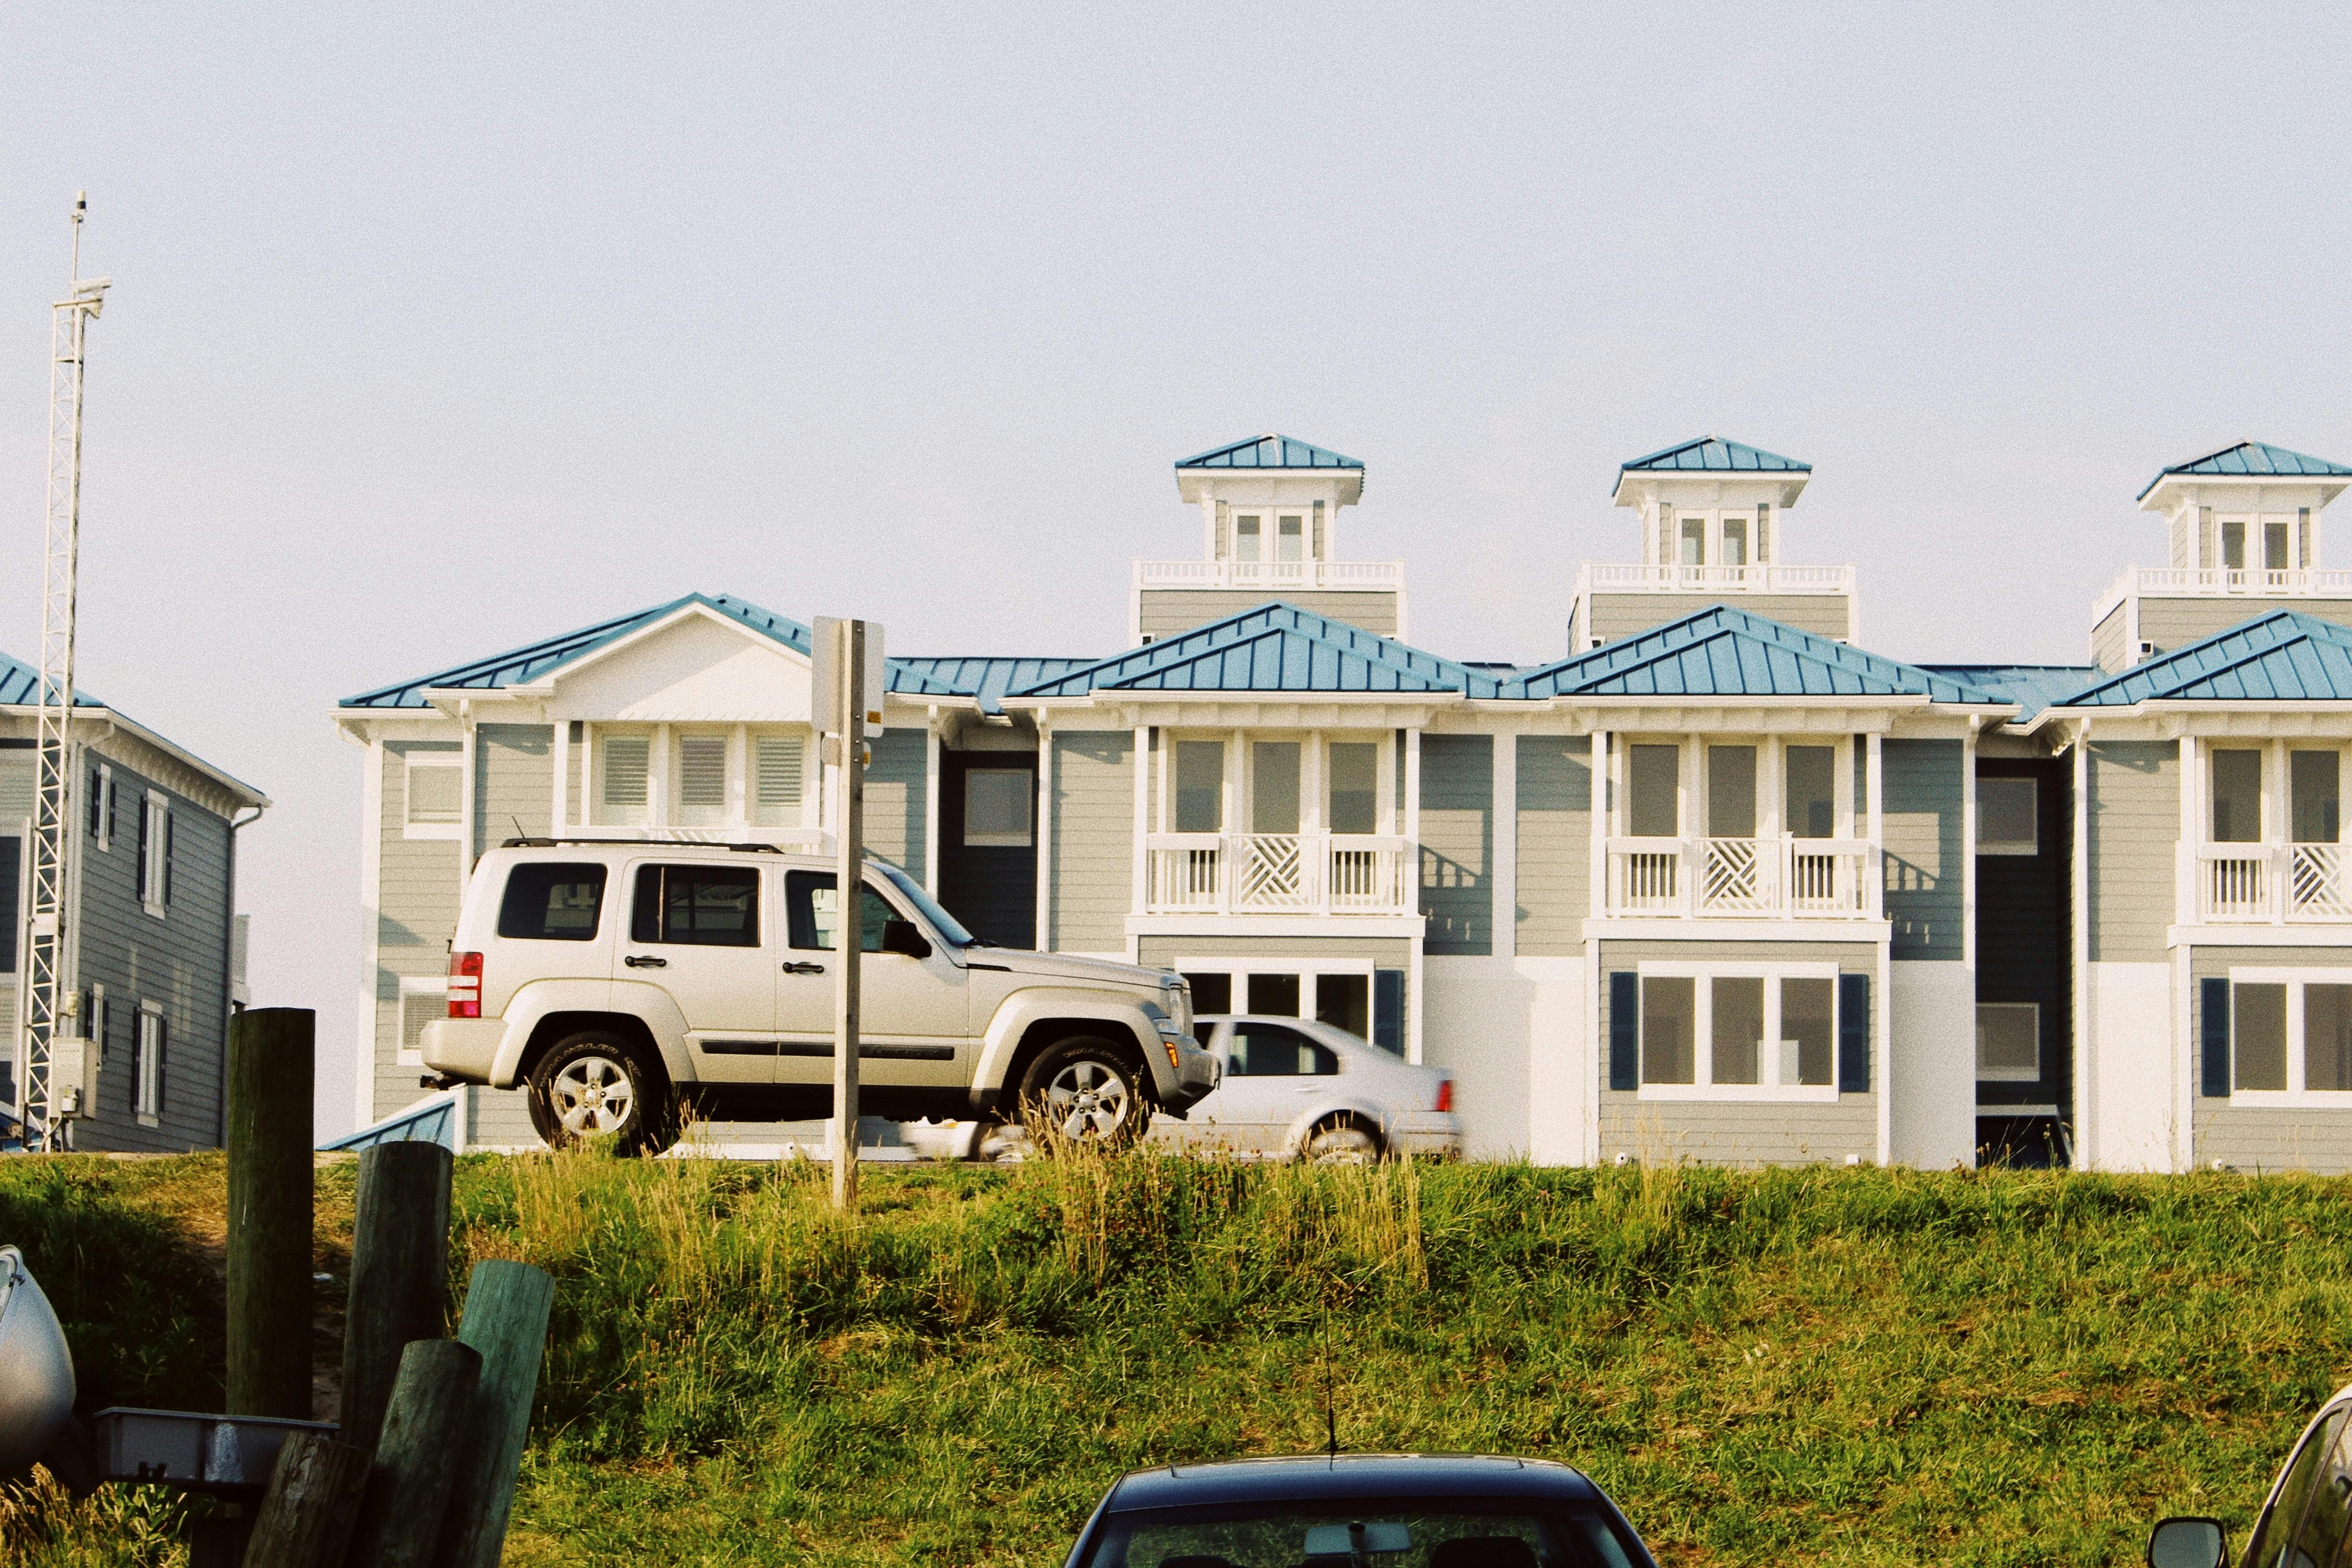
1315;972;1370;1038
1628;744;1680;837
2300;507;2314;571
2211;750;2263;842
754;735;804;827
1638;968;1839;1099
1679;515;1705;566
964;768;1034;847
1327;742;1378;835
1251;742;1300;834
1276;515;1303;563
134;1008;164;1123
630;864;760;947
2267;520;2291;572
674;734;728;828
138;794;172;916
1722;515;1748;567
2222;972;2352;1100
1978;777;2038;856
0;837;18;973
2293;751;2340;844
600;734;651;826
497;863;607;940
1786;747;1835;839
84;985;106;1082
1174;741;1224;832
87;763;112;849
785;869;889;952
1707;745;1756;838
1756;504;1771;564
1226;1023;1338;1077
1234;515;1262;562
404;755;462;837
2223;519;2246;571
1173;963;1394;1049
1184;972;1233;1014
1248;973;1301;1016
1976;1003;2040;1082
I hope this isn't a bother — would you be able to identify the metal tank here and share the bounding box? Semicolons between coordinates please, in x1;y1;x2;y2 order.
0;1245;76;1478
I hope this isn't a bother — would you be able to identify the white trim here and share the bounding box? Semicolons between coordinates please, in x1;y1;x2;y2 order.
134;1001;163;1122
1975;1001;2042;1082
89;761;111;853
2221;965;2352;1105
1962;721;1978;970
2073;725;2094;1164
1582;917;1891;944
401;754;465;841
357;737;385;1132
1975;775;2038;856
1035;721;1054;951
1492;731;1517;960
141;791;170;920
395;974;446;1068
924;713;942;895
551;720;570;835
1131;725;1150;932
2168;925;2352;948
458;719;478;887
1125;913;1426;939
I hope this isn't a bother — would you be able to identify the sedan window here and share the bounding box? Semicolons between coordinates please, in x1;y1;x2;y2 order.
1228;1024;1340;1078
2248;1405;2351;1568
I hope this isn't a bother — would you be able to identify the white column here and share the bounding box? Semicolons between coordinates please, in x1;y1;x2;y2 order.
728;723;749;832
550;719;570;835
2073;720;2094;1166
2178;732;2200;927
1304;729;1324;913
1131;725;1150;929
458;710;478;882
1867;732;1884;919
1034;722;1054;951
650;722;671;833
1963;718;1979;970
1589;730;1609;920
923;710;942;894
1492;730;1516;959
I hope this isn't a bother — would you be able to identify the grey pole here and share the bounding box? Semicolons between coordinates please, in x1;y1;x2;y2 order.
832;618;865;1212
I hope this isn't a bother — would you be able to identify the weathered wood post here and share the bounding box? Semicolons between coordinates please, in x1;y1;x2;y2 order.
437;1259;556;1568
347;1337;482;1568
226;1007;315;1419
241;1429;370;1568
340;1141;453;1455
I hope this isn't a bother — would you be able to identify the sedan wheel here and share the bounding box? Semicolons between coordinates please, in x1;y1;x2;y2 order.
1304;1121;1381;1165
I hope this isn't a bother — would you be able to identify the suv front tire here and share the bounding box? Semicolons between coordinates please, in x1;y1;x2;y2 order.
527;1031;677;1156
1018;1036;1150;1149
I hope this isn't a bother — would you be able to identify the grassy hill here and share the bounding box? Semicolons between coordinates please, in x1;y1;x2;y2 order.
5;1149;2351;1567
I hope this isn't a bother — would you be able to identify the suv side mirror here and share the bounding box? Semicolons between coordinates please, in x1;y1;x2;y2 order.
881;919;931;960
2148;1518;2228;1568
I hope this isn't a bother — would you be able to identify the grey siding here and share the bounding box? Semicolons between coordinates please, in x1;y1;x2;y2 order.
1049;731;1132;952
1882;740;1963;960
2086;741;2176;962
473;724;552;861
1420;734;1491;956
376;741;463;1126
2092;603;2128;674
1139;590;1399;640
1597;939;1879;1167
2191;946;2352;1172
864;728;929;884
1516;736;1590;955
1591;592;1851;645
2139;597;2352;658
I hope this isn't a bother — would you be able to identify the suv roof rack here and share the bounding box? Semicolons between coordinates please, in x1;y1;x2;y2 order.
500;836;792;854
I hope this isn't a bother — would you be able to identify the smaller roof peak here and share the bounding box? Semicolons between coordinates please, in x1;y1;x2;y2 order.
1619;437;1811;475
2137;440;2352;501
1176;434;1363;471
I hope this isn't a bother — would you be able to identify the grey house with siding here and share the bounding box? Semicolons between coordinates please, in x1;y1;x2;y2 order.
2;652;268;1151
335;431;2352;1173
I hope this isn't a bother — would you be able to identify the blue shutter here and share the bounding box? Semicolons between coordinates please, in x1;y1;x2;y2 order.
155;1017;166;1114
2201;977;2231;1097
87;768;102;838
1608;972;1639;1091
1373;969;1405;1053
136;803;149;901
1838;973;1871;1092
162;810;174;907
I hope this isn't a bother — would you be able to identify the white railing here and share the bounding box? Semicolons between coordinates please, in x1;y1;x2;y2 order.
2195;843;2352;922
1575;563;1855;597
1134;559;1406;593
2095;567;2352;624
1145;833;1412;915
1604;837;1879;920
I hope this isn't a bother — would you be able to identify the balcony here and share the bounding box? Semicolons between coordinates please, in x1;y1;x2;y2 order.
1145;833;1412;915
2095;566;2352;622
1604;837;1879;920
2194;843;2352;923
1575;563;1855;597
1134;559;1405;593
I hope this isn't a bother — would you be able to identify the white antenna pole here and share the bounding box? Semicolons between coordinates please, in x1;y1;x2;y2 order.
17;193;107;1151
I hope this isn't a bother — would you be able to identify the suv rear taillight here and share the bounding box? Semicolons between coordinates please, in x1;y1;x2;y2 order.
1434;1079;1454;1114
449;951;483;1018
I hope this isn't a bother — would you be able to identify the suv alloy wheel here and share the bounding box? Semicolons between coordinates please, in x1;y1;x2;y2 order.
527;1031;678;1156
1018;1036;1149;1150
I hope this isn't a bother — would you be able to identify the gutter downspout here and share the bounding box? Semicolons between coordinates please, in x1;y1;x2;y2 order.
220;803;265;1150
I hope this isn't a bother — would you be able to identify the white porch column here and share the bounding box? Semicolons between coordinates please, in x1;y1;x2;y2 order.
923;709;942;894
1131;726;1150;937
1034;721;1054;951
550;719;570;835
1589;730;1609;920
1492;730;1516;958
2073;719;2094;1166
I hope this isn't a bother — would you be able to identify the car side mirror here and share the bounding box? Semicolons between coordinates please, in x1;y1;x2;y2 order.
2148;1517;2228;1568
881;919;931;960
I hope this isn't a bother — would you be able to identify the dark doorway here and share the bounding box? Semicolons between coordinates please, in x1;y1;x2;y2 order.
1974;755;2073;1167
935;750;1039;948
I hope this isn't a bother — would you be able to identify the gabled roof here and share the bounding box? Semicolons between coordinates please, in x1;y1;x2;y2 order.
1009;603;1502;700
1919;664;2100;724
2137;440;2352;501
0;649;101;708
1176;434;1362;471
1504;606;2006;704
891;656;1096;716
1619;437;1810;474
0;648;267;807
341;594;814;709
2059;611;2352;707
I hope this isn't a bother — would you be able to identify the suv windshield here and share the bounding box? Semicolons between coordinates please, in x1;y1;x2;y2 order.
1080;1506;1643;1568
874;861;980;948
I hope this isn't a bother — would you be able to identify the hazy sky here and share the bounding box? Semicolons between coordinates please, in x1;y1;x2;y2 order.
5;3;2349;1135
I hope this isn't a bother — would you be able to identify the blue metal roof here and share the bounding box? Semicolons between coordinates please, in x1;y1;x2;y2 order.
2137;441;2352;501
1920;664;2100;724
341;593;816;709
1010;603;1503;699
1620;437;1810;475
1176;434;1362;471
891;656;1095;716
1506;606;2006;704
0;649;101;709
2061;611;2352;706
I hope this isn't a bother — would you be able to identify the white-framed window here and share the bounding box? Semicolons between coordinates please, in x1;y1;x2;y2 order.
2224;969;2352;1103
403;752;463;839
2205;743;2349;847
398;976;446;1068
964;768;1034;847
1170;957;1404;1055
87;761;113;851
1634;963;1840;1102
1977;777;2038;856
1234;514;1262;563
83;983;107;1077
1976;1002;2040;1082
134;1005;164;1125
1157;730;1396;838
138;792;172;917
1615;735;1859;842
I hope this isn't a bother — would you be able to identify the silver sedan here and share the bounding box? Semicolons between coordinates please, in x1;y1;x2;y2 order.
1150;1015;1460;1162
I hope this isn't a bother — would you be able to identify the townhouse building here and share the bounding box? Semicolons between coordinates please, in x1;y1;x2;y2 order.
337;433;2352;1172
2;654;268;1150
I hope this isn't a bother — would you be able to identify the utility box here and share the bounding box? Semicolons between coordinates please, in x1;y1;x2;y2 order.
48;1035;98;1119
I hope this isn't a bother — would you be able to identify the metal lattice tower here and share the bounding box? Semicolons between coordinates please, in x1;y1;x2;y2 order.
15;195;107;1151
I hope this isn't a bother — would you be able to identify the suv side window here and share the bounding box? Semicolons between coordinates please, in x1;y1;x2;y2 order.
785;870;891;952
630;865;761;947
2249;1406;2351;1568
497;863;607;940
1227;1024;1339;1078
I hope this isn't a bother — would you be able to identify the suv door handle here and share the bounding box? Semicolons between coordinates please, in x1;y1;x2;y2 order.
624;954;668;969
781;961;826;975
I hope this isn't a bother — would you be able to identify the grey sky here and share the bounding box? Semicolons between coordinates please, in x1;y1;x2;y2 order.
4;2;2347;1135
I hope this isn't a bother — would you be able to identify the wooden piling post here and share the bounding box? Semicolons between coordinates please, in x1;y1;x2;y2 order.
340;1141;453;1455
437;1260;555;1568
242;1429;370;1568
347;1338;482;1568
226;1007;315;1420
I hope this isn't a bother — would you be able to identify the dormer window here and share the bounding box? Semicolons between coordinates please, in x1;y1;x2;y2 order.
1277;515;1304;562
1235;515;1261;562
1679;515;1704;566
1723;515;1748;568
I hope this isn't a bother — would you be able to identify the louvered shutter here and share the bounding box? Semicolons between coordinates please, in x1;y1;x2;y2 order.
1608;972;1639;1091
162;810;174;906
137;802;149;900
2201;977;2231;1097
155;1018;167;1113
1838;974;1871;1092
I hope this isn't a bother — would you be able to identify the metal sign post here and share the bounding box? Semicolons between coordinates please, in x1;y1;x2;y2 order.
812;617;883;1211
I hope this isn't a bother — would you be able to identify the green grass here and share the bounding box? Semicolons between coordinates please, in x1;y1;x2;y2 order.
4;1150;2349;1567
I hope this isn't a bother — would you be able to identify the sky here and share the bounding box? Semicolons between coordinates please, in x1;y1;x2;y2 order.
4;2;2349;1138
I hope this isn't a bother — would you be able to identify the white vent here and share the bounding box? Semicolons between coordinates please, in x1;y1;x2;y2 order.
678;737;727;807
602;736;649;806
755;735;804;826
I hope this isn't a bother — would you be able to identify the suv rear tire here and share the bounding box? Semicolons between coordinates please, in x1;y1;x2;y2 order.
1017;1036;1150;1150
527;1031;677;1156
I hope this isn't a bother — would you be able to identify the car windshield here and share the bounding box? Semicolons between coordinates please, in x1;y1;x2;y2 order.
873;861;980;948
1080;1505;1644;1568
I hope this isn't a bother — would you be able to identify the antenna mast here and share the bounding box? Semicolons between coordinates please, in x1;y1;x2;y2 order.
16;194;108;1151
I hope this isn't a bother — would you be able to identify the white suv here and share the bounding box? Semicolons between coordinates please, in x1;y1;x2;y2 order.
420;840;1216;1155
